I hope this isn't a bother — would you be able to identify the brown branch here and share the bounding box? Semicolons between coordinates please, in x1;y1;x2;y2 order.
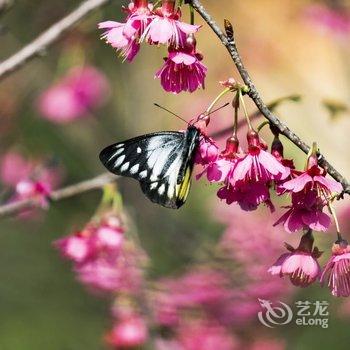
0;173;117;218
190;0;350;195
0;0;111;81
211;94;301;138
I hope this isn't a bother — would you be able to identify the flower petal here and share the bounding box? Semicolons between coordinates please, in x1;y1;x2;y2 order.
314;175;343;194
302;210;331;232
283;172;313;192
98;21;123;29
258;150;288;176
233;155;252;181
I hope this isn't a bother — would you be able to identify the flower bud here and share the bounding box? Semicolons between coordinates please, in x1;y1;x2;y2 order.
297;230;314;253
247;130;260;148
222;136;239;158
162;0;176;16
271;136;284;160
134;0;149;8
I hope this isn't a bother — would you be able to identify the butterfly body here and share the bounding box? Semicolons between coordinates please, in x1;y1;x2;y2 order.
99;126;200;209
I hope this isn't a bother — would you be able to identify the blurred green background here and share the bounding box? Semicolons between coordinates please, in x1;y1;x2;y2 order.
0;0;350;349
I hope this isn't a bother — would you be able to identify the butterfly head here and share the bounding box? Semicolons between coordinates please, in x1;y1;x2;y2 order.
190;112;210;135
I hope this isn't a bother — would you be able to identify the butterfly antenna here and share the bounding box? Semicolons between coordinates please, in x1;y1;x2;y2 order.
154;103;189;125
207;102;230;116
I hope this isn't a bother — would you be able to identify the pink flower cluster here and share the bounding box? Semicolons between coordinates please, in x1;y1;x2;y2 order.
195;131;343;233
274;153;343;233
99;0;206;93
0;152;62;212
55;210;151;349
268;227;350;297
55;213;144;294
54;204;297;348
151;209;292;349
196;131;288;212
37;66;110;123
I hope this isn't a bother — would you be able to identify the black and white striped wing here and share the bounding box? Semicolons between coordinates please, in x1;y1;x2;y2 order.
99;128;199;209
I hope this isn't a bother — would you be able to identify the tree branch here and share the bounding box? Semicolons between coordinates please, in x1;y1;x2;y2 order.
190;0;350;195
0;0;111;81
0;173;117;218
211;94;301;138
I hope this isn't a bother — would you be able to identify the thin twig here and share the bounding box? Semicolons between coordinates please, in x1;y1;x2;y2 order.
190;0;350;195
0;173;117;218
0;0;111;81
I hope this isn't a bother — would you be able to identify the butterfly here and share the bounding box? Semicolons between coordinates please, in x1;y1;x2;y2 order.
99;122;205;209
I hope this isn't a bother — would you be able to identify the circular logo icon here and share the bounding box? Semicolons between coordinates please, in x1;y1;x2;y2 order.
257;298;293;328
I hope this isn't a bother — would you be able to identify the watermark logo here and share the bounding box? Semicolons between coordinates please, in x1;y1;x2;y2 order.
257;299;293;328
258;299;329;329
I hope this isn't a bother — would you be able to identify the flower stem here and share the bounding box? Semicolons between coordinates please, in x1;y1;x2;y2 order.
327;200;341;237
239;89;253;130
206;87;231;114
189;3;195;24
231;93;240;136
257;120;270;132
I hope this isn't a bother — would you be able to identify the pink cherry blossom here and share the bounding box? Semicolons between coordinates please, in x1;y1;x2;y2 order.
142;0;200;47
156;37;207;94
54;213;146;294
75;241;143;293
92;226;124;251
196;136;240;184
75;257;127;292
274;205;331;233
38;66;109;123
282;165;343;195
106;314;148;348
54;216;124;264
233;131;289;184
217;181;274;212
197;156;238;184
16;180;52;209
204;158;237;183
320;242;350;297
269;251;321;287
98;20;141;62
98;0;152;61
275;153;342;233
274;189;332;233
55;233;91;263
194;137;219;166
269;232;322;287
0;152;62;211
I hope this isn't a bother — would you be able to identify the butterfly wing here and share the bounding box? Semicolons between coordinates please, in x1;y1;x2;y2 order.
99;127;200;209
